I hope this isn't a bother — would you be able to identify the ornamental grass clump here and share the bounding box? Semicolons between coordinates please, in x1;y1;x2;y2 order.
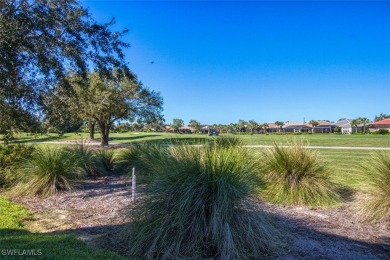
213;134;242;148
356;152;390;226
259;140;341;206
97;149;116;171
126;143;282;259
9;146;85;197
66;140;102;176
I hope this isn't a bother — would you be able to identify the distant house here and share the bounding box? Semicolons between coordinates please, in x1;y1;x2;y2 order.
265;123;279;133
369;118;390;130
163;125;174;132
178;126;195;134
283;122;312;133
313;121;336;133
335;119;363;134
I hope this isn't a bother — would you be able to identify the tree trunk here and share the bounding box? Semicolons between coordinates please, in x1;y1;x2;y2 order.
99;122;110;146
89;120;95;140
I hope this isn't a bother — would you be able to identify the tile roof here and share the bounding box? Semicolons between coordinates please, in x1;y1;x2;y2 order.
371;118;390;125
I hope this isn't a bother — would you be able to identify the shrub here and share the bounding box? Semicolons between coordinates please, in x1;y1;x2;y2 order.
97;149;116;171
213;134;242;148
0;144;35;189
117;145;143;171
356;152;390;226
126;143;282;259
0;144;35;169
66;140;102;176
373;129;389;135
259;140;341;206
9;146;85;197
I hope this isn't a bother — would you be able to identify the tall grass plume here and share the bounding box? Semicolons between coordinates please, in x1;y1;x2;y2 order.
9;146;85;197
259;140;341;206
125;143;283;259
355;152;390;226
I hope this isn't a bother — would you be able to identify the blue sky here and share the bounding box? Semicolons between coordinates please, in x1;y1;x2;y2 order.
83;0;390;125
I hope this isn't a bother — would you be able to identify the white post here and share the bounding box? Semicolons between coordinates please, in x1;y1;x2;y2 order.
132;167;136;202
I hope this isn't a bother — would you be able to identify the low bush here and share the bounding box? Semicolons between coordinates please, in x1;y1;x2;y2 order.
66;140;102;176
372;129;389;135
259;140;342;206
0;144;35;169
117;145;142;171
356;152;390;226
97;149;116;171
125;143;282;259
213;134;242;148
0;144;35;189
9;146;85;197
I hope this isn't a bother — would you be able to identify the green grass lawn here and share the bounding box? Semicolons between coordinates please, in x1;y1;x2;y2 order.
239;133;390;147
6;132;390;147
315;149;371;189
0;196;123;259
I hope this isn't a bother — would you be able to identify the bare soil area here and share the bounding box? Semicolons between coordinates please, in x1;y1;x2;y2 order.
8;176;390;259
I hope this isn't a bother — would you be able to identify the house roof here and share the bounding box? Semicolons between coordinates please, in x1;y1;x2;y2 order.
371;118;390;126
316;120;336;127
335;119;352;128
284;122;312;128
179;126;195;131
266;123;278;128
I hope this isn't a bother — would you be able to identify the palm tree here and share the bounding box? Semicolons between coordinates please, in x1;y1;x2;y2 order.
351;118;361;133
248;120;257;133
275;121;284;133
359;117;369;134
309;120;319;133
262;123;269;134
238;120;247;133
189;119;201;133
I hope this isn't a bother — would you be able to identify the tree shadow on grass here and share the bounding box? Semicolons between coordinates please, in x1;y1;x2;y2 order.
112;135;210;146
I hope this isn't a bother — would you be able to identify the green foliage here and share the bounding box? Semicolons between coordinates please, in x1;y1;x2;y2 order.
0;196;124;259
117;146;142;170
0;144;35;189
259;140;342;206
0;144;35;169
213;134;243;148
373;129;389;135
97;149;116;171
0;196;30;229
65;140;102;176
126;143;282;259
1;0;132;135
334;126;342;134
171;118;184;132
356;152;390;226
9;146;85;197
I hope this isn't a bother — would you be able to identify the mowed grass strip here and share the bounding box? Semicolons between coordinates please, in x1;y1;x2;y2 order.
0;196;123;259
239;134;390;147
7;132;390;147
316;149;372;189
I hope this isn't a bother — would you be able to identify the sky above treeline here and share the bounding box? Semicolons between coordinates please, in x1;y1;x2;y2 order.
83;0;390;125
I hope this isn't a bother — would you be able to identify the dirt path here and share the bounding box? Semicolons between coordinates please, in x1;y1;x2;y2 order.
9;176;390;259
